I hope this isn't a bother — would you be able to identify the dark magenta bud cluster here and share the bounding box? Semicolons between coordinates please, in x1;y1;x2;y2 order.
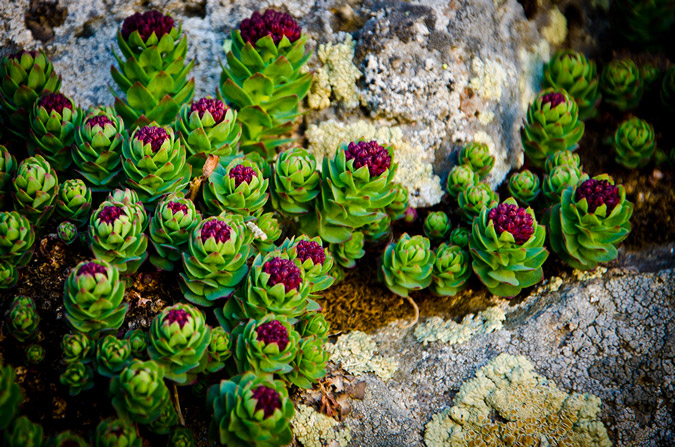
86;115;113;129
165;309;190;328
190;98;226;124
98;206;124;224
78;262;107;277
345;141;391;178
121;10;175;41
295;240;326;265
167;201;188;215
488;203;534;245
540;92;566;108
575;179;620;214
263;257;302;292
38;93;72;115
251;386;282;418
255;320;289;350
135;126;169;153
229;164;257;187
239;9;301;45
200;220;232;244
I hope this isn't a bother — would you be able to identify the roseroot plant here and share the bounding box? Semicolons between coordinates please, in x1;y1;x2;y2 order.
423;211;452;241
469;198;548;297
613;117;656;168
253;212;282;253
3;415;43;447
0;261;18;289
449;226;470;248
379;233;435;297
203;157;269;216
29;92;82;171
7;295;40;342
57;221;78;245
0;211;35;267
59;361;94;396
207;372;295;447
430;243;471;296
404;207;418;226
508;170;541;206
363;213;392;243
612;0;675;45
330;231;366;269
24;344;45;365
600;59;643;111
544;149;581;175
459;142;495;179
458;182;499;224
233;315;300;374
446;164;479;199
0;145;17;209
219;9;312;160
125;329;149;359
96;335;132;378
662;66;675;111
61;332;92;364
111;10;195;128
521;89;584;168
106;187;147;223
168;427;194;447
542;49;601;120
56;178;92;225
205;326;231;373
543;164;583;205
50;431;89;447
95;418;142;447
0;359;23;430
149;192;201;271
386;183;409;221
110;359;171;424
287;334;329;389
547;175;633;270
148;399;178;435
279;235;335;294
12;155;59;227
296;312;330;340
63;259;127;334
641;63;660;89
270;147;320;217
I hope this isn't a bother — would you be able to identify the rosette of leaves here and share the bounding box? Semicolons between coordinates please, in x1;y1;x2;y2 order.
542;49;601;120
329;263;345;285
56;178;92;225
296;312;329;340
449;227;470;248
430;243;471;296
219;9;312;160
49;432;89;447
0;261;18;289
109;359;171;424
205;326;231;373
613;117;656;168
379;233;435;297
148;402;178;435
330;231;366;269
286;336;329;389
122;124;191;207
508;170;541;206
0;145;17;209
29;92;82;171
423;211;452;241
61;332;92;364
363;213;392;243
600;59;643;111
521;89;584;168
662;66;675;111
12;155;59;227
7;295;39;342
180;214;254;306
168;428;194;447
470;198;548;297
63;259;127;334
176;97;240;176
446;164;479;199
270;147;320;216
73;107;126;189
96;335;132;378
641;63;660;90
57;221;78;245
0;211;35;267
124;329;149;359
203;157;269;216
547;175;633;270
148;303;212;384
206;372;294;447
279;235;334;293
88;201;148;273
0;50;61;139
386;183;409;221
458;182;499;224
233;315;300;374
95;418;142;447
106;188;147;226
149;192;201;271
253;212;282;253
111;10;195;128
25;344;44;365
0;359;23;430
612;0;675;45
459;142;495;179
544;150;581;175
3;416;43;447
543;164;583;205
59;361;94;396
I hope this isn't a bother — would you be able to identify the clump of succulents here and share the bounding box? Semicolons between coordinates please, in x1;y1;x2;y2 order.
600;59;643;111
508;170;541;206
12;155;59;227
111;10;194;128
641;63;660;90
459;142;495;179
7;295;39;342
661;66;675;112
543;164;583;205
280;235;335;294
0;146;17;209
0;261;18;289
0;211;35;267
95;418;142;447
50;431;89;447
110;359;171;424
125;329;149;359
149;192;201;270
423;211;452;241
96;335;132;378
57;221;78;245
386;183;409;221
219;9;312;160
24;344;45;365
544;150;581;175
233;315;300;374
379;233;435;297
449;226;470;248
148;401;178;434
3;415;43;447
296;312;330;340
430;243;471;296
203;157;269;216
205;326;232;373
458;182;499;224
270;147;321;217
253;212;282;253
331;231;366;269
29;92;82;171
446;164;478;199
469;198;548;297
612;0;675;45
56;178;92;225
169;427;194;447
542;49;601;120
60;361;94;395
363;213;392;243
0;359;23;430
548;175;633;270
61;332;92;364
287;334;330;389
521;89;584;168
613;117;656;168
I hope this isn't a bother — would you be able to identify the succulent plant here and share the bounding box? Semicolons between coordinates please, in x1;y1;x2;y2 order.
379;233;435;297
446;164;479;199
180;214;254;307
96;335;132;378
73;108;126;189
61;332;92;364
430;243;471;296
57;221;78;245
459;142;495;179
110;359;171;424
3;415;43;447
508;170;541;206
600;59;643;111
641;63;660;89
363;213;392;243
286;335;330;389
176;97;241;176
0;261;18;289
207;372;295;447
106;188;148;225
203;157;269;216
0;359;23;430
544;150;581;175
386;183;409;221
296;312;330;340
63;259;127;334
449;226;470;248
542;49;601;120
148;402;178;434
219;9;312;160
330;231;366;269
29;92;82;171
111;10;194;128
205;326;232;373
56;178;92;225
270;147;321;216
521;89;584;168
59;361;94;396
279;235;335;293
95;418;142;447
253;212;282;253
0;145;17;209
612;0;675;45
25;344;45;365
613;117;656;168
662;66;675;111
49;431;89;447
423;211;452;241
329;262;345;285
168;427;194;447
124;329;149;359
149;192;201;271
543;164;583;205
547;175;633;270
0;211;35;267
458;182;499;224
12;155;59;227
233;315;300;375
7;295;40;342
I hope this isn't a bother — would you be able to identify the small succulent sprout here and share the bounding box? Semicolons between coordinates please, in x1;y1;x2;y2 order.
662;66;675;111
0;261;18;289
3;415;43;447
459;142;495;179
148;401;178;434
470;198;549;297
544;150;581;175
0;211;35;267
379;233;435;297
59;361;94;396
24;344;45;365
296;312;330;340
95;418;142;447
56;178;92;225
233;316;300;374
386;183;409;221
0;145;17;209
124;329;149;359
63;259;127;334
641;63;660;89
363;213;392;243
548;175;633;271
613;0;675;44
449;227;470;248
287;335;330;389
600;59;643;111
109;359;171;424
148;303;212;384
253;212;282;253
458;182;499;224
61;332;92;364
280;235;335;293
0;359;23;430
205;326;232;373
57;221;78;245
403;206;418;224
271;147;321;217
12;155;59;227
330;231;366;269
7;295;40;342
613;117;656;168
50;431;89;447
521;88;584;168
96;335;132;378
168;427;195;447
203;157;269;216
29;92;83;171
542;49;601;120
329;262;345;285
423;211;452;241
430;243;471;296
543;164;583;205
180;214;254;306
207;372;295;447
149;192;201;270
508;170;541;206
446;164;479;199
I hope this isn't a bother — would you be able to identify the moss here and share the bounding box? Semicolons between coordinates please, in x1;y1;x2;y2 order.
541;7;568;46
292;404;351;447
308;34;362;110
414;307;505;346
326;331;398;380
424;353;612;446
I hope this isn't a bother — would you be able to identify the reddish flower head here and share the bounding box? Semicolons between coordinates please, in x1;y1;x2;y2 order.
488;203;534;245
135;126;169;153
295;240;326;265
86;115;113;129
9;50;37;60
166;201;188;215
165;308;190;328
121;10;175;41
239;9;302;45
38;93;72;115
190;98;226;124
251;386;281;418
345;141;391;177
575;178;620;214
98;206;124;224
263;257;302;292
78;262;107;277
256;320;289;350
540;92;566;108
229;164;257;187
200;219;232;244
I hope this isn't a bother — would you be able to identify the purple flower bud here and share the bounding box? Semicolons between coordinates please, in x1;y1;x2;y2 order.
252;385;282;418
488;203;534;245
121;10;175;41
57;221;78;244
135;126;169;153
86;115;113;129
239;9;302;45
345;141;391;177
165;309;190;328
78;261;107;277
98;206;124;224
255;320;289;350
574;178;620;214
200;220;231;244
167;201;188;215
229;164;257;187
403;206;418;224
541;92;566;108
296;240;326;265
190;98;226;124
38;93;72;115
262;257;302;292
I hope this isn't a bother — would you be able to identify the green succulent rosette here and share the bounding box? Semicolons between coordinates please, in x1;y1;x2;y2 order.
547;174;632;271
270;147;320;216
12;155;59;227
0;261;18;289
203;157;269;216
61;332;92;364
544;150;581;175
3;416;43;447
110;359;171;425
600;59;643;111
330;231;366;269
7;296;40;342
521;88;584;168
423;211;452;241
469;198;548;297
613;117;656;168
542;49;601;120
233;315;300;374
386;183;409;221
459;142;495;179
296;312;329;340
363;213;392;243
106;188;148;225
446;164;479;199
111;11;195;128
286;336;329;389
25;344;45;365
641;63;660;89
508;170;541;206
149;192;201;271
59;361;94;396
63;259;127;334
148;402;178;434
379;233;435;297
458;182;499;224
252;212;282;253
430;243;471;296
449;227;470;248
95;418;142;447
329;262;345;285
96;335;132;378
0;211;35;267
543;164;583;205
0;145;17;209
0;360;23;430
168;427;194;447
57;221;78;245
279;235;335;293
612;0;675;45
662;66;675;111
73;107;126;189
124;329;149;359
205;326;232;373
207;372;294;447
56;178;92;225
180;214;254;306
49;431;89;447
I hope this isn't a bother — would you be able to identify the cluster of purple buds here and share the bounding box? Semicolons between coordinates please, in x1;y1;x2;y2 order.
488;203;535;245
345;141;391;178
78;261;107;277
541;92;566;108
252;386;282;418
200;220;232;244
575;179;620;214
165;308;190;328
239;9;301;45
86;114;113;129
121;10;175;41
229;164;257;187
295;240;325;265
38;93;72;115
136;126;169;153
167;201;188;215
190;98;226;124
98;206;124;224
255;320;289;350
263;257;302;292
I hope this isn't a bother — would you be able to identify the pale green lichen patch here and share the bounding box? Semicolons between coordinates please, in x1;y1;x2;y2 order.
326;331;398;380
541;7;568;46
292;404;352;447
308;34;362;110
469;57;508;101
414;307;506;346
424;353;612;446
573;267;607;282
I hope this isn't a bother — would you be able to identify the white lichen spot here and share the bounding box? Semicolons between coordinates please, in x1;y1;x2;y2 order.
573;267;607;282
534;275;564;295
308;34;362;110
326;331;398;380
542;7;568;46
477;110;495;125
518;40;551;111
292;404;351;447
414;307;506;346
469;57;508;101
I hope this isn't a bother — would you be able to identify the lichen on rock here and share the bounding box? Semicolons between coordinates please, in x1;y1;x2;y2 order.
414;307;506;346
292;404;352;447
326;331;398;380
308;34;362;110
541;7;568;46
